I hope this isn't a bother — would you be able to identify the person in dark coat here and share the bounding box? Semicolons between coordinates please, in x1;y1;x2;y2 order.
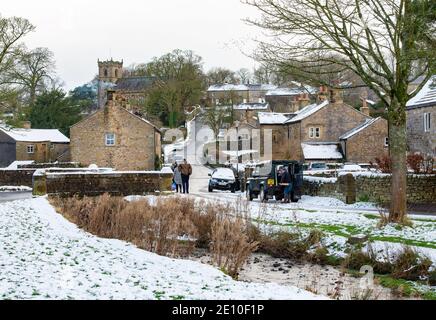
280;167;292;203
179;159;192;194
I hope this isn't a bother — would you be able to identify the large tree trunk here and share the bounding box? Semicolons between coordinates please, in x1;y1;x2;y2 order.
388;101;408;223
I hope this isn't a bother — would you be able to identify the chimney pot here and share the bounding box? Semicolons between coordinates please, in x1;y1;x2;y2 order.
23;121;31;129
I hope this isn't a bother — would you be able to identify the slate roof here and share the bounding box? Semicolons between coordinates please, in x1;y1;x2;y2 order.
339;117;381;140
407;76;436;109
0;127;69;143
115;76;156;92
285;100;329;123
208;84;277;92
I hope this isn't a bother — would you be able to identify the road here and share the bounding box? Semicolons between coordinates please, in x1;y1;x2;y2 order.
0;191;33;203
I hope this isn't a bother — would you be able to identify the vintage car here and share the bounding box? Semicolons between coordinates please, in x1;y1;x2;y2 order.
245;160;303;202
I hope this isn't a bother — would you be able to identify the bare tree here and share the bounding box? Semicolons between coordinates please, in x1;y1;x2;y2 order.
236;68;252;84
206;67;237;85
0;16;34;83
245;0;435;223
204;105;229;138
8;47;55;106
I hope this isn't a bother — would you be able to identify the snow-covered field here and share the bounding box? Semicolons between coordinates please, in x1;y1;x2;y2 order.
186;190;436;266
0;197;324;300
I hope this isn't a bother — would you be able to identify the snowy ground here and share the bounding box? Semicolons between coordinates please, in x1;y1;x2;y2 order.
0;186;32;192
0;197;324;300
187;191;436;267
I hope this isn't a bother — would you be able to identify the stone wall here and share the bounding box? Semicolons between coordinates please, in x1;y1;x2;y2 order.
0;163;84;187
33;170;173;196
18;162;82;169
303;173;436;205
0;170;35;187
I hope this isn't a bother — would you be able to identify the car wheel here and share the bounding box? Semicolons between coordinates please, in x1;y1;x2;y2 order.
208;186;213;192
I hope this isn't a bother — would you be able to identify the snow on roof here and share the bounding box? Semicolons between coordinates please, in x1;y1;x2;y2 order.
0;127;69;143
407;75;436;108
285;100;329;123
266;86;317;96
258;112;293;125
339;117;381;140
208;84;277;92
233;103;269;110
302;143;343;160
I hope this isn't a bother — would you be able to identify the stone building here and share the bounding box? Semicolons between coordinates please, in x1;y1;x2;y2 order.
70;91;161;171
97;59;155;111
265;86;317;113
406;76;435;158
207;83;277;107
232;102;270;125
0;123;70;167
258;88;388;163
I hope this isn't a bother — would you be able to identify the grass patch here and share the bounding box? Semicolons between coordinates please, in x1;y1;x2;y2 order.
377;276;436;300
256;218;436;250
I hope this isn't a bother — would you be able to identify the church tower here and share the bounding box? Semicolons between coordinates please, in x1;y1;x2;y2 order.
97;59;123;108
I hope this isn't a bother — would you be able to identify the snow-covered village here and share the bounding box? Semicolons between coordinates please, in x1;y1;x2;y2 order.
0;0;435;309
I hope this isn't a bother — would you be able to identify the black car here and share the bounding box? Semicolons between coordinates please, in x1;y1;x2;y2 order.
245;160;303;202
208;168;237;193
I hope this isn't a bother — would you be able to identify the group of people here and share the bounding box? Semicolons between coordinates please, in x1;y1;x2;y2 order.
171;159;192;194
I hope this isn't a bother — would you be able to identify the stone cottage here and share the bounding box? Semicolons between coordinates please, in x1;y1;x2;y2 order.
406;76;435;158
265;86;317;113
207;83;277;107
258;88;388;163
0;122;70;167
70;91;162;171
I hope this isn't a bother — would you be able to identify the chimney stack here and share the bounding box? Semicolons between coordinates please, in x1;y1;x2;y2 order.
360;98;371;116
23;121;31;129
330;88;343;104
317;85;329;102
297;92;310;110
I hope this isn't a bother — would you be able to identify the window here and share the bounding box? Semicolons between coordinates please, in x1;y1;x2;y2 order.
115;69;118;77
384;137;389;147
27;145;34;154
215;99;220;105
243;99;247;103
424;113;431;132
105;133;115;146
104;69;108;77
309;127;321;138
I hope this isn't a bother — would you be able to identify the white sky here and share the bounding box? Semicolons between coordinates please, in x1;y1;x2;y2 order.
1;0;260;90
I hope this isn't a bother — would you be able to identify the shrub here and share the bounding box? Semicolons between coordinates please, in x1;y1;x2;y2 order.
374;155;391;173
210;213;259;279
391;247;432;281
407;153;425;174
258;229;324;261
50;194;258;278
428;270;436;286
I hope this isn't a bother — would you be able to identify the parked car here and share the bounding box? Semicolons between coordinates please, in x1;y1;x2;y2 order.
208;168;237;193
306;162;327;171
245;160;303;202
